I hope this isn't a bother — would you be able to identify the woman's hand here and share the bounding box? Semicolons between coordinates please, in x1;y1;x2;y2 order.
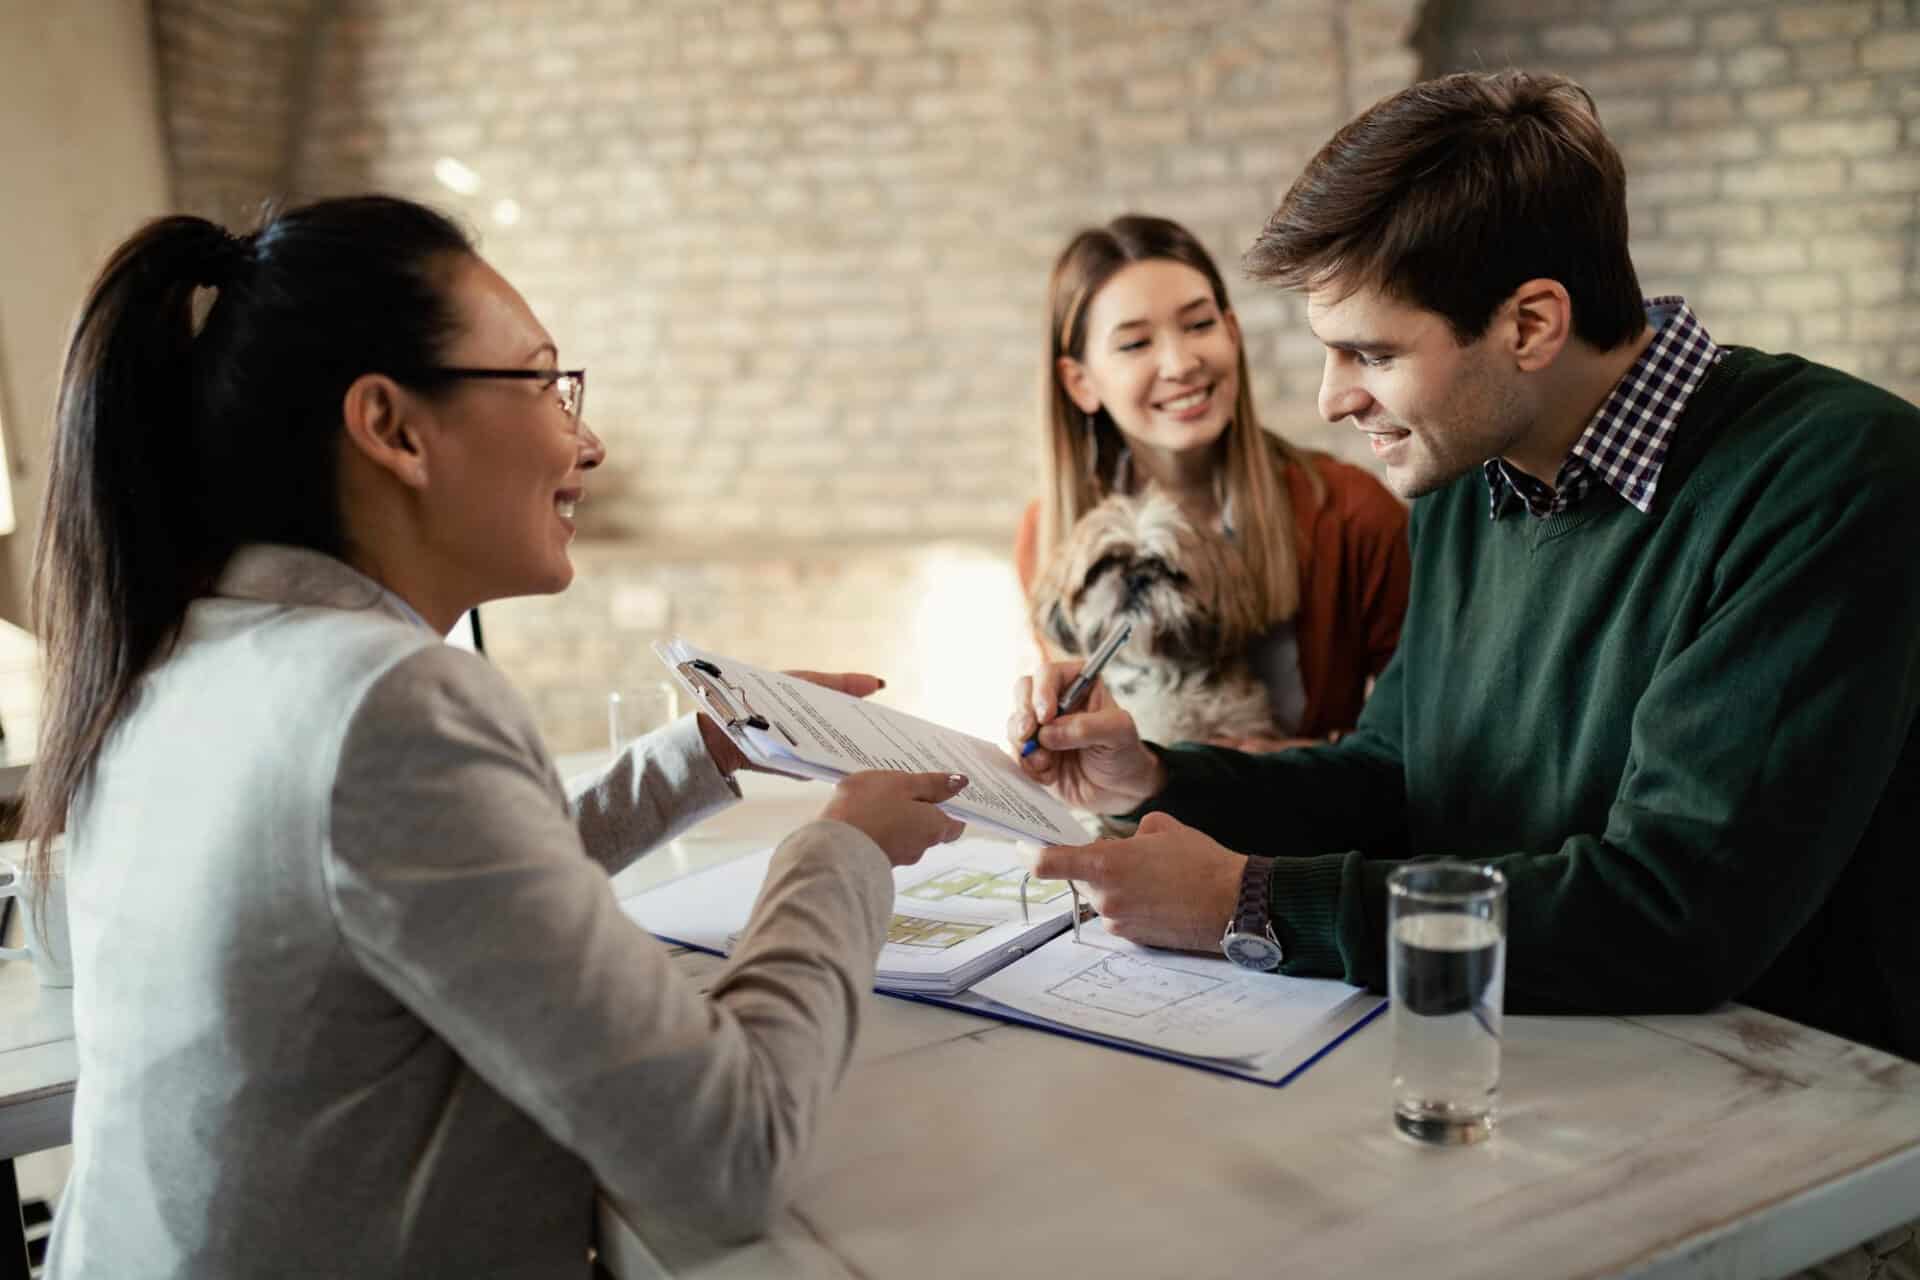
1008;661;1165;815
697;670;887;778
820;771;969;866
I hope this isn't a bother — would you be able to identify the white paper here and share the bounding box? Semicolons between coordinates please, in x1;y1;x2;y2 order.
970;918;1375;1066
620;839;1080;997
656;639;1092;847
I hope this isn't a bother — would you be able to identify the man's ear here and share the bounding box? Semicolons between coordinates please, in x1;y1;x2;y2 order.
341;373;429;489
1056;356;1101;415
1507;278;1573;373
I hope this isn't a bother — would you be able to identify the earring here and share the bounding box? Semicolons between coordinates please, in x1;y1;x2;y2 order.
1083;411;1100;484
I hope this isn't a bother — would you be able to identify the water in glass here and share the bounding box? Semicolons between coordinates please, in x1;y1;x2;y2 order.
1390;911;1504;1144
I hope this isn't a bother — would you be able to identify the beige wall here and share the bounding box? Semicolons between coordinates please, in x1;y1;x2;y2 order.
0;2;174;628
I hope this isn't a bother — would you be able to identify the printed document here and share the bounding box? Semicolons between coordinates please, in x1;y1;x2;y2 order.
656;638;1091;847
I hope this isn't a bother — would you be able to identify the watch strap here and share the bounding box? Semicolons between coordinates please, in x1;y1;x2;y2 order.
1234;855;1277;934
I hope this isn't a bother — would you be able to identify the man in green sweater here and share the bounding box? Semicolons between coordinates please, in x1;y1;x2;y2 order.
1011;69;1920;1074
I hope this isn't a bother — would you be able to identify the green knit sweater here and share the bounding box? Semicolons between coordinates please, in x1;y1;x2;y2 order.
1140;349;1920;1061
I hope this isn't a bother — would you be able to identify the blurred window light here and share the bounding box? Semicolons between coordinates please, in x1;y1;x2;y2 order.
433;157;482;196
899;547;1034;742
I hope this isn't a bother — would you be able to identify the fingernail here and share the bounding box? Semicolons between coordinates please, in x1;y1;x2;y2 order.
947;773;967;788
875;678;886;689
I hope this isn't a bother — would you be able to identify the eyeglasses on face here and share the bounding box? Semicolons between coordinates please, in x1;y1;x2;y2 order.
398;367;586;427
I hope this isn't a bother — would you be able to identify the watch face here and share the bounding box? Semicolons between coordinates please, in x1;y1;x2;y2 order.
1223;931;1283;972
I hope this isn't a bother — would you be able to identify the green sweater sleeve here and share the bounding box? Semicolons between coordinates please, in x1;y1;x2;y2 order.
1143;642;1409;857
1339;459;1920;1008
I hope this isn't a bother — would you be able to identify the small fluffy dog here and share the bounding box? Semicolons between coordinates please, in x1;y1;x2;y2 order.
1031;489;1274;746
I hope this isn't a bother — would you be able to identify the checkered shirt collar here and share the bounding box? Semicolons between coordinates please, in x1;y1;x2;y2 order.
1486;297;1724;519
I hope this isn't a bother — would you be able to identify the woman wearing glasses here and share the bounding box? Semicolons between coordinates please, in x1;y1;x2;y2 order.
24;196;965;1277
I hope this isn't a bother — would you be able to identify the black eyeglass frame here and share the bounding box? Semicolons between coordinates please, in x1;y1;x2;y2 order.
396;366;586;425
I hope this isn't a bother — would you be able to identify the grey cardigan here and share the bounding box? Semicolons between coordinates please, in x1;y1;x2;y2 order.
47;545;894;1278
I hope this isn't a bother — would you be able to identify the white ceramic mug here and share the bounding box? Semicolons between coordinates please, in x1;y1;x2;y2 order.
0;854;73;988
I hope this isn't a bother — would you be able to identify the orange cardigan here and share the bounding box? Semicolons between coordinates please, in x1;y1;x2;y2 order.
1013;452;1410;739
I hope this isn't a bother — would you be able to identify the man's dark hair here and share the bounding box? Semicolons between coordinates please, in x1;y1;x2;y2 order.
1246;69;1646;350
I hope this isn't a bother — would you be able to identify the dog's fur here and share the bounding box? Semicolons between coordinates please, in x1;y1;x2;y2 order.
1031;489;1274;745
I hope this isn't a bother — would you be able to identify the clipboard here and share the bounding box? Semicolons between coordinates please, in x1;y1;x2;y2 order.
653;639;1095;849
672;656;801;749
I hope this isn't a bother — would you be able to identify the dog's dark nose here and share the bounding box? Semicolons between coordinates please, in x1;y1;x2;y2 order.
1126;571;1153;597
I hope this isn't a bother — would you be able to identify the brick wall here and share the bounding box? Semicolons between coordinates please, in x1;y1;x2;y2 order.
159;0;1424;740
153;0;326;224
149;0;1918;746
1422;0;1920;404
290;0;1419;554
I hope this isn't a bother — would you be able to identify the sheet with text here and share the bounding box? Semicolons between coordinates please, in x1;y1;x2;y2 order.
656;638;1092;847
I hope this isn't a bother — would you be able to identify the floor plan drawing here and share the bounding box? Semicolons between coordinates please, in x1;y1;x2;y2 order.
1046;950;1226;1018
902;866;1071;907
887;913;995;950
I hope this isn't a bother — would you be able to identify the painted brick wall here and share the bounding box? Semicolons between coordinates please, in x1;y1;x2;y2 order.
157;0;1423;740
153;0;325;223
1422;0;1920;404
288;0;1419;555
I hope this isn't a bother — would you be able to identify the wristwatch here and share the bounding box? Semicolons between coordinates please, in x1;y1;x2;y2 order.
1220;855;1283;972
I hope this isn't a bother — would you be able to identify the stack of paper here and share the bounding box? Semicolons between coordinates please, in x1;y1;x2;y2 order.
624;839;1079;998
655;638;1091;848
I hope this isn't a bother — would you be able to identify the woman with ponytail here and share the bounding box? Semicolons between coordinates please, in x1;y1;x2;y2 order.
28;197;965;1277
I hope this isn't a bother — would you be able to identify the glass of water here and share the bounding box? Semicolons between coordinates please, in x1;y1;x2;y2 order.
608;683;680;760
1388;861;1507;1145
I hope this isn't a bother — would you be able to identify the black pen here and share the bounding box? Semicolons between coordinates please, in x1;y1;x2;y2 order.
1019;619;1134;758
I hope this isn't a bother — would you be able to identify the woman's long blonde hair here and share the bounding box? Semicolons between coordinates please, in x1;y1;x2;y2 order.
1037;214;1322;625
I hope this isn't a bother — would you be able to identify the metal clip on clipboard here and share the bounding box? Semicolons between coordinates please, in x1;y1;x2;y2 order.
676;659;801;748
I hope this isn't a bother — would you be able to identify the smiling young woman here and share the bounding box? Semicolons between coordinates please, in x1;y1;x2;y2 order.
1015;214;1411;748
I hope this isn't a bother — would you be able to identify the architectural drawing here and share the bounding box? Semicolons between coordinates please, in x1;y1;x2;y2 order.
1046;951;1225;1019
887;913;994;950
902;866;1070;906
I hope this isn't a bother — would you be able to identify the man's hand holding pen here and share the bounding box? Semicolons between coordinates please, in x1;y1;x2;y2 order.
1009;663;1254;952
1007;658;1165;816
